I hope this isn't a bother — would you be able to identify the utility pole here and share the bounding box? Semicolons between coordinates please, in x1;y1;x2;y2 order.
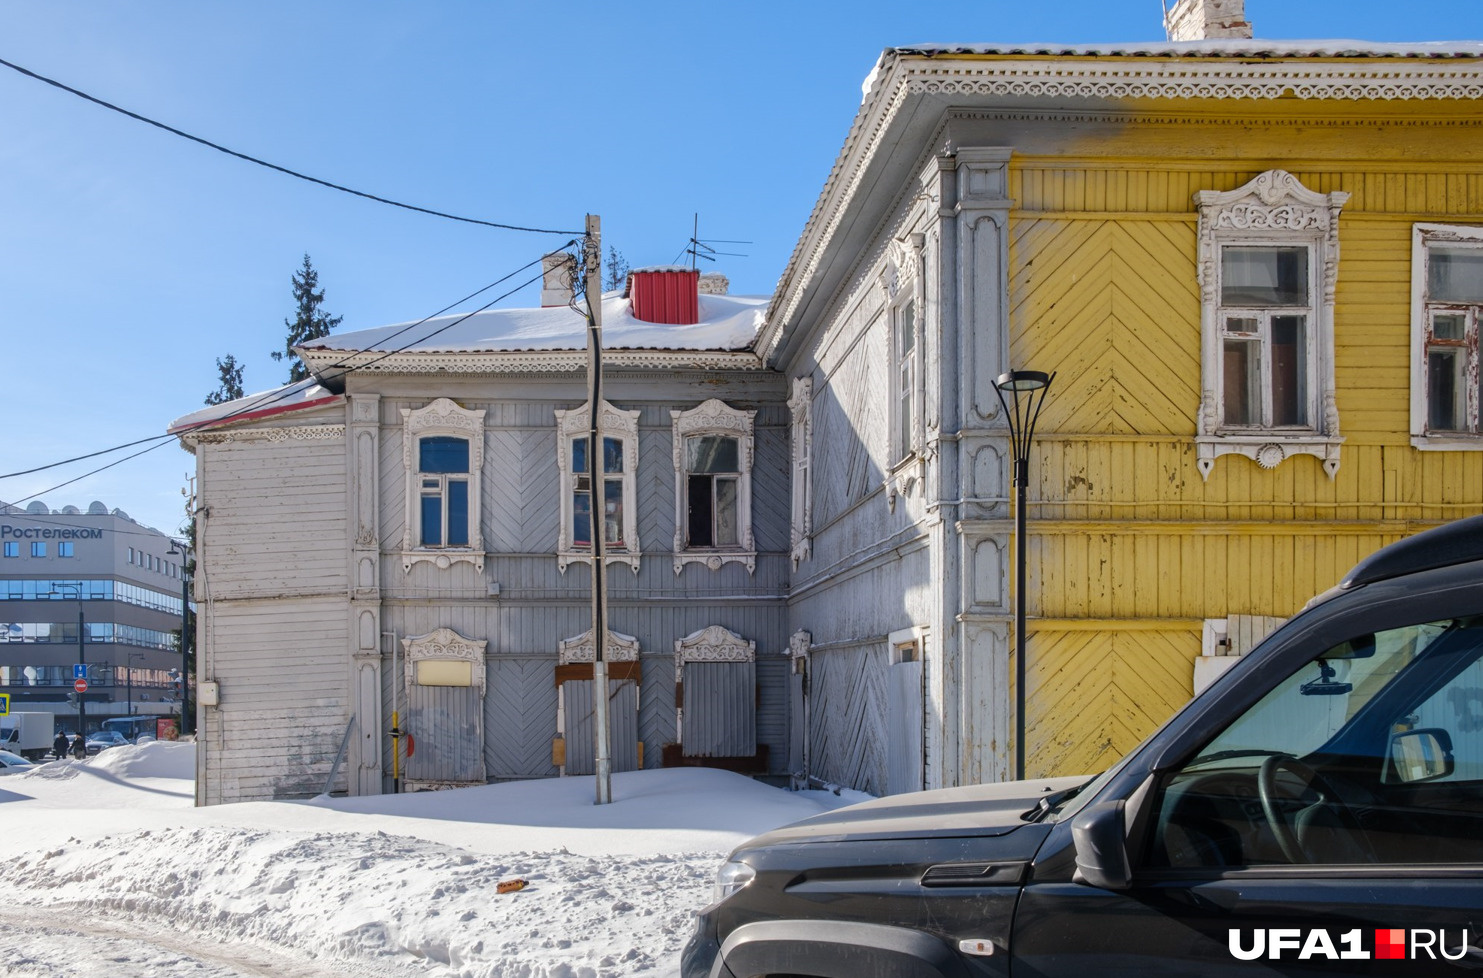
584;214;612;805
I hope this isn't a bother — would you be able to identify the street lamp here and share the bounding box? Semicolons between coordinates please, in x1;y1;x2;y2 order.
47;581;86;737
993;369;1054;782
165;539;192;737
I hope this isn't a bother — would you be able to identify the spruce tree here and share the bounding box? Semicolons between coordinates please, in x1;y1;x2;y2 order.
603;246;631;293
204;354;246;405
272;254;343;383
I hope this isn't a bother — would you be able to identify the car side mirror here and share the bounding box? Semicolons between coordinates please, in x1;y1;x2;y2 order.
1385;727;1455;784
1071;800;1131;890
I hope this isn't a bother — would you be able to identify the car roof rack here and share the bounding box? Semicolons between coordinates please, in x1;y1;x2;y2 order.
1342;514;1483;589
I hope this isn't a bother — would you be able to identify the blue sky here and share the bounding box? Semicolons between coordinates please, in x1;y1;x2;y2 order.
2;0;1479;535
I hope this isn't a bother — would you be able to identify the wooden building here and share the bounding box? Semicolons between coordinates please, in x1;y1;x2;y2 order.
174;3;1483;802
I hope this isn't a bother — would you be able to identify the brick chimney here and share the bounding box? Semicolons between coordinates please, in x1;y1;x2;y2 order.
540;251;576;308
629;267;700;325
1164;0;1252;40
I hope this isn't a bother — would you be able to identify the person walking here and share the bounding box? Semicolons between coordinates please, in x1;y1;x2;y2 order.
70;733;86;760
52;731;69;760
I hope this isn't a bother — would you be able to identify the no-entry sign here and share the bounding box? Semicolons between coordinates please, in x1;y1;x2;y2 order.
73;678;88;693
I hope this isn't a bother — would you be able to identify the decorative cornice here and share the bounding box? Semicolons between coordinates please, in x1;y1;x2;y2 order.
182;424;345;447
558;629;641;664
303;347;766;376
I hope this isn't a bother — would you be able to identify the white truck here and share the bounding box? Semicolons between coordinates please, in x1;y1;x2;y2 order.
0;711;57;761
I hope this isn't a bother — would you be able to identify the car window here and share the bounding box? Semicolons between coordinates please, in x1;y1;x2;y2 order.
1147;618;1483;869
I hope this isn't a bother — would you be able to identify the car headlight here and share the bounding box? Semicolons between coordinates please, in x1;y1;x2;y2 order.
713;859;755;903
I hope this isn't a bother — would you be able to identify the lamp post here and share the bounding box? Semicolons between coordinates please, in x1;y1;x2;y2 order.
993;369;1054;782
48;581;86;737
165;540;191;737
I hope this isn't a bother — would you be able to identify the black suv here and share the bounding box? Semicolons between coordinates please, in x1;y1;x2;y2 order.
684;517;1483;977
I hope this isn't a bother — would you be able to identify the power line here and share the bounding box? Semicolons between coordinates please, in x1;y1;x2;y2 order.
0;56;582;236
3;247;574;506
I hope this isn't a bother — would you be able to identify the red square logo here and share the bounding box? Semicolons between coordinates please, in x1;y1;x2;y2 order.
1376;929;1407;960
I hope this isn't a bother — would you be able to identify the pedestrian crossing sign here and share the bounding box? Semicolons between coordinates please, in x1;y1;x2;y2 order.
0;693;8;716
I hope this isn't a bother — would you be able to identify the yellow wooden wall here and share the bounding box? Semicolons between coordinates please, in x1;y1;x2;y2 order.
1007;130;1483;776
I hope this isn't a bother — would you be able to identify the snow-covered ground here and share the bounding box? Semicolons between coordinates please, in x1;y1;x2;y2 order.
0;743;869;977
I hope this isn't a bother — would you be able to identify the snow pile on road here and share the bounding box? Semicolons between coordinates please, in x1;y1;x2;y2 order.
0;743;868;977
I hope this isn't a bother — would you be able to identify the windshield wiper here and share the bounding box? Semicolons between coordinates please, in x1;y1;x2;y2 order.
1021;780;1090;823
1186;748;1289;768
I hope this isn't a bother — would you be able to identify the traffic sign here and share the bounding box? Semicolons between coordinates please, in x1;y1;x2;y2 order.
73;678;88;693
73;664;87;680
0;693;9;716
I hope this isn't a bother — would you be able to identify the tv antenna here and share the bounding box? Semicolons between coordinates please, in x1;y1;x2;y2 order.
677;214;750;269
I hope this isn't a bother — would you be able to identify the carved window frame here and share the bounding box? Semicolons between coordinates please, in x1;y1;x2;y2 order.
671;398;756;574
788;376;813;569
400;398;485;572
555;400;641;573
1411;223;1483;449
883;233;927;510
402;627;487;692
1194;170;1348;480
674;625;755;682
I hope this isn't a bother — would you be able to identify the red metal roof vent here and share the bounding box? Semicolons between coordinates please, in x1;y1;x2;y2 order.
628;267;699;325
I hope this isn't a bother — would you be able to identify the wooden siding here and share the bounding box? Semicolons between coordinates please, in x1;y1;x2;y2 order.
199;597;348;804
563;678;640;774
806;643;889;794
682;661;756;757
483;656;559;780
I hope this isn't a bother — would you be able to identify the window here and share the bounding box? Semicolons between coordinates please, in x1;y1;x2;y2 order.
30;542;45;558
1412;224;1483;446
400;398;485;572
58;542;73;558
1195;170;1348;479
672;399;755;574
128;548;135;564
788;376;813;569
2;542;16;558
894;298;917;462
555;400;640;573
417;436;470;548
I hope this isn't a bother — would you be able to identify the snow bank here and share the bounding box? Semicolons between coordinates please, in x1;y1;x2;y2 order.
87;740;195;780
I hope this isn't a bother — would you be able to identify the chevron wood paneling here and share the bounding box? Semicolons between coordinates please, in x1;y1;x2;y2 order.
1011;218;1200;437
640;655;677;768
1023;627;1198;778
515;429;560;554
812;346;885;529
484;658;559;780
808;645;889;794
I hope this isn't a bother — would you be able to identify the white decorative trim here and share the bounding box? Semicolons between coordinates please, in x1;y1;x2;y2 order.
302;347;766;376
1410;222;1483;447
789;630;812;658
1194;170;1347;479
184;424;345;446
554;401;642;572
402;627;487;692
558;629;641;664
672;399;756;574
674;625;756;682
788;377;813;569
400;398;485;573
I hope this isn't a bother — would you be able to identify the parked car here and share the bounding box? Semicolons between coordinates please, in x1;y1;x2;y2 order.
685;515;1483;977
85;730;129;755
0;750;37;776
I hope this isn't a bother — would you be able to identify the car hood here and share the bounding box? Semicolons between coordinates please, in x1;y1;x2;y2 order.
741;776;1089;848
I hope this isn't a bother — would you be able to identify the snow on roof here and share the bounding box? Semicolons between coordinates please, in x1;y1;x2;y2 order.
300;290;767;356
891;39;1483;59
168;377;339;435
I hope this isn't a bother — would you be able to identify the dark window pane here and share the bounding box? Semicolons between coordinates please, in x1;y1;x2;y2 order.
688;474;714;547
603;436;623;474
1222;247;1309;306
1429;250;1483;303
1271;315;1308;426
1433;312;1467;342
604;479;623;546
899;300;915;356
1429;349;1462;431
572;437;588;475
419;436;469;474
1223;338;1258;426
446;480;469;546
420;495;443;547
687;435;739;474
573;491;592;546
